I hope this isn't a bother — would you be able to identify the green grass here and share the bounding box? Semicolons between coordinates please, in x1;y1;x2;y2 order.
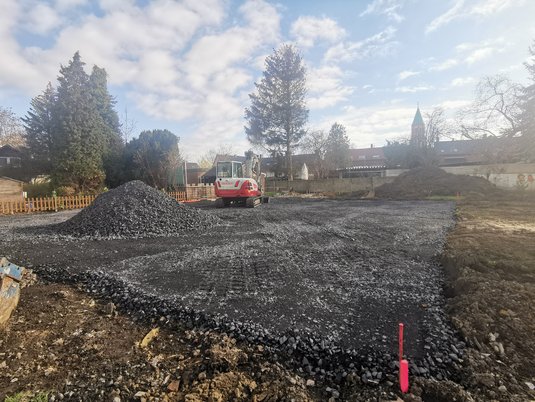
5;392;48;402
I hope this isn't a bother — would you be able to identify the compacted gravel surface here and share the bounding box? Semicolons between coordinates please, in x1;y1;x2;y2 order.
0;198;462;383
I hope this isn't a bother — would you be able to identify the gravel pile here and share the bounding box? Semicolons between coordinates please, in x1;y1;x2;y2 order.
375;167;499;199
54;181;220;239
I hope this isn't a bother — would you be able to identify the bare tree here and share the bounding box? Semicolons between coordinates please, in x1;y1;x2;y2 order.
457;74;522;139
301;130;329;178
424;107;451;147
0;106;25;147
120;106;137;145
197;144;236;169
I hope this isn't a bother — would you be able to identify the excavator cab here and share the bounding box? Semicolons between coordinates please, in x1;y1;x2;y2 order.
214;155;269;208
216;161;243;178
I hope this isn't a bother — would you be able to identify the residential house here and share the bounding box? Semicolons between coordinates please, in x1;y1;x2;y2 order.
0;145;22;168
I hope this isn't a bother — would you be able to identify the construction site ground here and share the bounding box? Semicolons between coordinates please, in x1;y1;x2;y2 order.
1;196;535;401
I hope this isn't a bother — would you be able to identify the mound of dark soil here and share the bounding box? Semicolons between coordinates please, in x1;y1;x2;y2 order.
55;181;219;238
375;167;499;199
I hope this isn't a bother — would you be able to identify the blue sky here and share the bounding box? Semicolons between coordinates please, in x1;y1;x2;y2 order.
1;0;534;160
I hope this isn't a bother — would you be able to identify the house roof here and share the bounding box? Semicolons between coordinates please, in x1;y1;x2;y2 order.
186;162;200;169
0;145;23;157
350;147;386;161
434;138;508;155
0;176;24;183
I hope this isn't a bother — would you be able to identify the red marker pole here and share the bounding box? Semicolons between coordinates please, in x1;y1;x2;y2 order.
399;323;409;393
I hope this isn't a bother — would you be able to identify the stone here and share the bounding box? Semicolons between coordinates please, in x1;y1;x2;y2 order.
167;380;180;392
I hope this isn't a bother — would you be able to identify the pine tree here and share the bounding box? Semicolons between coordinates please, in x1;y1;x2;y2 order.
325;122;351;170
89;65;123;187
52;51;106;192
22;82;56;174
245;44;308;180
519;41;535;161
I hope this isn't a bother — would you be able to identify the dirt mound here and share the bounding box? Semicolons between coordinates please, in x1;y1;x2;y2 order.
375;167;498;199
55;181;219;238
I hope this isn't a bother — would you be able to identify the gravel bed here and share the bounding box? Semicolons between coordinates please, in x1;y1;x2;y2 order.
1;198;466;388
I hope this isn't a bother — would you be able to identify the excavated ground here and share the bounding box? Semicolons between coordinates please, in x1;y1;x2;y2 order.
0;199;461;385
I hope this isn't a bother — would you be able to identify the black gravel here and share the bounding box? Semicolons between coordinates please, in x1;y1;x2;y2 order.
1;198;466;386
52;181;220;239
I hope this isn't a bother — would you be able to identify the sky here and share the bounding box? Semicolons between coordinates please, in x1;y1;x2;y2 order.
1;0;535;161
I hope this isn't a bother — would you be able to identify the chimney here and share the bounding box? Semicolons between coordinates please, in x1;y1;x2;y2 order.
370;144;374;148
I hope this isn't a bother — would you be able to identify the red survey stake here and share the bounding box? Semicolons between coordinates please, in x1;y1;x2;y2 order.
399;322;409;393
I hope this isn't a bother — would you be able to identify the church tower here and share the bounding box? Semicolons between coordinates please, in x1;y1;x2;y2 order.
410;106;426;148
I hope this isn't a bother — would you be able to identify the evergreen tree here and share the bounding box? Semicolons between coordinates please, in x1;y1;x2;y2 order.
125;129;182;188
519;41;535;161
22;82;56;174
325;122;351;170
89;65;123;187
52;51;106;192
245;44;308;180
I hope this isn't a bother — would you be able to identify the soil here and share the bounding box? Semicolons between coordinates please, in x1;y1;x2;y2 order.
375;167;500;199
441;197;535;401
0;282;320;401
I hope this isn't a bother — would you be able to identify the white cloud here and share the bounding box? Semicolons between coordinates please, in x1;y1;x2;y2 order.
25;3;61;34
456;38;507;65
307;65;354;109
437;99;471;110
450;76;475;87
465;47;495;64
397;70;419;81
429;58;459;71
360;0;406;22
318;105;416;146
290;16;346;48
395;85;434;93
324;26;397;63
426;0;523;34
56;0;88;10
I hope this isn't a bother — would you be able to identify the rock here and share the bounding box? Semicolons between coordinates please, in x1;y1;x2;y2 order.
167;380;180;392
474;373;494;388
104;302;116;316
498;385;507;392
198;372;207;381
306;379;315;387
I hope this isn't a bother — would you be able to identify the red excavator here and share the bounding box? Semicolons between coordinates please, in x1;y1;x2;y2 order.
214;152;269;208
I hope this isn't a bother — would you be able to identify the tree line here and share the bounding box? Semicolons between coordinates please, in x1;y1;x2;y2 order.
7;52;182;193
245;42;535;175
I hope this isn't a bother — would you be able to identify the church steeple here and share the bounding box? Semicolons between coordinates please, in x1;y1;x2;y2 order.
411;105;426;148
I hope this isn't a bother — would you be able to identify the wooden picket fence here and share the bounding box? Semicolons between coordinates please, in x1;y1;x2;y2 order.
0;184;216;215
168;184;216;202
0;195;96;215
